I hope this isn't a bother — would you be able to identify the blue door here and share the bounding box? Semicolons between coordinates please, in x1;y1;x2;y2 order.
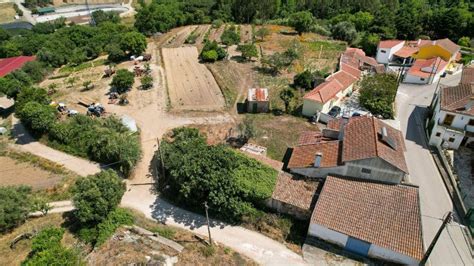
345;237;371;257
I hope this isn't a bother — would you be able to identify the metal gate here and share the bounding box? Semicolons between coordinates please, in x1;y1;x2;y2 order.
345;237;371;257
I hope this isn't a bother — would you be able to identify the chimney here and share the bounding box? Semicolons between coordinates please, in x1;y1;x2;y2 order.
465;96;474;111
314;152;322;168
338;117;349;140
380;126;397;150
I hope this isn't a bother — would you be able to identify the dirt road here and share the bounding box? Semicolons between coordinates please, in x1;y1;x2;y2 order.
10;117;101;177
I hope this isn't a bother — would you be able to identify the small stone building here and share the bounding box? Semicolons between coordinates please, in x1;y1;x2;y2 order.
247;88;269;113
267;173;321;220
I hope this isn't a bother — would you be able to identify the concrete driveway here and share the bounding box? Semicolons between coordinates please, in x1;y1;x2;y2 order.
396;74;473;265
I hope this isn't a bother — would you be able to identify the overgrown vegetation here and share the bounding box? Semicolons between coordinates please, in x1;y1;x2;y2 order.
22;227;83;265
359;73;398;119
200;40;227;62
0;186;32;233
159;127;278;223
72;170;133;247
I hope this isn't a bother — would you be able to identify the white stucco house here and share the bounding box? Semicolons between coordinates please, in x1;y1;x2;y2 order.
428;67;474;149
308;175;424;265
403;57;448;85
376;40;405;64
302;69;358;116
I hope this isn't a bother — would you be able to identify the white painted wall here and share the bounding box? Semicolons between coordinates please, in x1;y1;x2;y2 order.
302;99;325;117
308;224;348;247
439;110;474;130
376;42;405;64
302;84;354;117
368;243;419;265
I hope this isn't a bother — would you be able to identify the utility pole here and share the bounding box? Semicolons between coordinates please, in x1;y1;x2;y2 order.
419;211;453;265
204;201;212;246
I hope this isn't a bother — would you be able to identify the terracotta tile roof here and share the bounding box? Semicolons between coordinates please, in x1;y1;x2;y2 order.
241;151;284;171
461;67;474;85
440;84;474;116
0;56;36;77
340;63;361;79
311;176;424;261
407;57;448;78
341;47;379;68
393;46;419;58
435;38;460;55
271;173;321;211
378;40;404;49
288;141;342;168
407;39;432;48
342;116;408;173
304;79;344;103
327;71;359;89
297;131;334;146
248;88;269;102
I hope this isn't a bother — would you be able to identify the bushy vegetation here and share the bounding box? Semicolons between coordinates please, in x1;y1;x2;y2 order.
293;70;327;90
237;44;258;60
159;128;278;222
220;26;240;46
0;186;32;233
23;227;82;265
200;40;227;62
72;171;132;247
111;69;135;94
359;73;398;119
0;18;146;68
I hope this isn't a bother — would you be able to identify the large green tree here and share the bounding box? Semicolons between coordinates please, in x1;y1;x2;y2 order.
111;69;135;94
120;31;147;56
72;170;125;225
288;11;314;35
359;73;398;119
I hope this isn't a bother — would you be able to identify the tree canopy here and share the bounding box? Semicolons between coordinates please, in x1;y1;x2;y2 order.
0;186;32;233
111;69;135;94
359;73;398;119
72;170;125;225
160;127;277;222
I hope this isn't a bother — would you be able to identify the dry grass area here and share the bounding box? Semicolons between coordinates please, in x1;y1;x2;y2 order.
240;24;253;43
246;114;318;161
0;3;16;24
162;46;225;111
100;209;257;266
208;24;225;42
257;25;345;74
207;60;257;109
0;214;79;266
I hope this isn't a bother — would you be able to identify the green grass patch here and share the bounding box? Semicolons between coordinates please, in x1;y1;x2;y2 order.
150;227;176;239
59;59;107;74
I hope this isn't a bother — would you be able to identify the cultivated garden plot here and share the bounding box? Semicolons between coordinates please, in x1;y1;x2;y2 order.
162;46;225;111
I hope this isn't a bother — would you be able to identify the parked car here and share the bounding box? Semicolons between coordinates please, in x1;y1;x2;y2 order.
328;106;341;118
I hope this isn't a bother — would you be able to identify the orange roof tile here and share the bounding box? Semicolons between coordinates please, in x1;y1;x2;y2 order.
297;131;334;146
440;84;474;116
271;173;321;211
340;63;361;79
407;57;448;78
341;116;408;173
327;71;359;89
288;141;341;168
393;46;419;58
378;40;404;49
311;176;424;261
303;79;344;103
461;67;474;85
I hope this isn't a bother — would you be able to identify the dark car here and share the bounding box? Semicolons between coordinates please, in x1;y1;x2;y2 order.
327;106;341;118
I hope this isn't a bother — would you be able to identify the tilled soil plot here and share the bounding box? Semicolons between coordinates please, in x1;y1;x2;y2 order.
162;46;225;111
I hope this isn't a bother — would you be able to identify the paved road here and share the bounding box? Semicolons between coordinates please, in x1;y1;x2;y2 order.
121;185;307;266
13;0;35;25
396;74;473;265
10;117;101;177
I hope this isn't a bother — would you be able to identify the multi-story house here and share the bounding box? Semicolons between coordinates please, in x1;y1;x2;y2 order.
428;67;474;149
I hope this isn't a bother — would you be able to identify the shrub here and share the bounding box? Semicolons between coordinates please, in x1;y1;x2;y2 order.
200;245;216;257
17;101;57;136
359;73;398;119
201;50;219;62
221;28;240;46
15;87;50;113
212;19;223;29
0;186;32;233
95;208;134;246
288;11;314;35
331;21;357;44
141;75;153;89
106;43;126;63
185;32;198;44
72;170;125;225
23;227;82;266
458;36;470;47
237;44;258;60
111;69;135;94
